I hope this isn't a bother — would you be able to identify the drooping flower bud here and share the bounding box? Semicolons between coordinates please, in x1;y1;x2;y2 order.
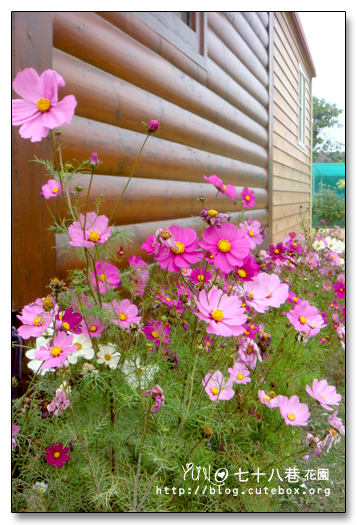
89;152;99;166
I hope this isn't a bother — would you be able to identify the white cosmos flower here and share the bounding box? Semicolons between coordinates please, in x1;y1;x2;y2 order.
122;358;158;389
33;481;48;494
26;336;55;376
97;344;120;369
313;239;325;250
67;333;94;364
56;381;71;395
325;237;345;254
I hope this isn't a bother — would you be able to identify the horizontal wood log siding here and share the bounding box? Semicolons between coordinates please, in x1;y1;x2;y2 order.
272;12;312;243
52;11;270;278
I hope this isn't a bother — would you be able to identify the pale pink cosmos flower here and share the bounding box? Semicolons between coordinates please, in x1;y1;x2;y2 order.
68;212;113;248
199;223;250;274
35;332;76;369
90;260;121;293
203;174;237;200
47;391;70;417
240;218;263;249
306;379;342;411
258;390;281;410
277;395;310;426
255;273;289;308
80;317;105;338
12;425;19;451
228;363;251;385
155;225;203;273
237;339;262;370
12;68;77;142
111;299;141;329
194;286;247;337
287;300;326;337
239;277;271;313
17;304;52;339
240;187;256;209
154;228;177;251
327;411;345;436
41;179;62;199
202;371;235;402
303;433;325;460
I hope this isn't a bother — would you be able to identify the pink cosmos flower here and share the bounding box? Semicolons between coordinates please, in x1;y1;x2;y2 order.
287;291;302;305
255;273;289;308
47;391;70;417
190;267;213;284
277;395;310;426
328;411;345;436
240;277;271;313
111;299;141;328
35;332;76;369
56;307;82;334
155;225;203;273
141;234;157;255
200;208;230;226
12;68;77;142
287;300;326;337
41;179;62;199
90;261;121;293
258;390;281;410
12;425;19;451
202;371;235;402
228;363;251;385
142;320;171;347
80;317;105;338
240;187;256;208
203;174;237;200
17;304;52;339
304;254;319;268
143;384;165;412
68;212;113;248
194;286;247;337
306;379;342;411
303;433;325;460
234;254;260;282
237;339;262;370
199;223;250;274
240;218;263;249
45;442;70;468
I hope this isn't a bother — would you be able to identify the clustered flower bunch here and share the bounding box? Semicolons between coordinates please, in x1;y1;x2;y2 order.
12;69;345;513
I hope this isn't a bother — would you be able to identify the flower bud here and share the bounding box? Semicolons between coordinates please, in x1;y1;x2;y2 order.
89;152;99;166
147;120;159;132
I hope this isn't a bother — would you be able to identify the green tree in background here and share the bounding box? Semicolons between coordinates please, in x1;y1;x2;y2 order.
312;97;344;163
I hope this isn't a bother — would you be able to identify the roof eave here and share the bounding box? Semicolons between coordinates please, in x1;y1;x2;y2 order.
289;12;317;78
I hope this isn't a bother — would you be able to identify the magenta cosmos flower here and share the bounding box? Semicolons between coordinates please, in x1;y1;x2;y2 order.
155;225;203;273
17;304;52;339
194;286;247;337
306;379;342;411
199;223;250;274
56;307;82;334
203;174;237;200
142;320;171;347
111;299;141;328
68;212;113;248
203;371;235;402
35;332;76;369
45;442;70;468
333;281;345;299
287;300;326;337
41;179;62;199
241;187;256;209
12;68;77;142
80;316;105;338
190;267;213;284
90;260;121;293
147;119;160;132
235;254;260;282
277;395;310;426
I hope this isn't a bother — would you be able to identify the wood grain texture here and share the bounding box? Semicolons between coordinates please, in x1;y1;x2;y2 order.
60;116;269;187
242;12;269;47
224;12;268;67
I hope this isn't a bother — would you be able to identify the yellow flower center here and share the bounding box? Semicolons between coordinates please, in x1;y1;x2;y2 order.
248;292;254;299
105;353;112;360
340;288;343;292
89;325;97;332
75;343;82;351
287;413;295;421
331;428;337;437
223;185;227;190
88;231;100;242
50;346;62;357
308;261;312;265
42;297;54;311
39;488;44;493
237;374;244;380
293;297;297;303
247;344;254;355
37;97;51;112
165;297;171;301
292;243;297;248
245;195;251;201
172;241;185;254
118;313;127;321
244;330;250;335
299;316;307;324
62;322;70;331
151;330;159;339
238;269;247;278
263;396;270;402
208;209;218;217
160;231;171;240
211;309;224;322
53;451;61;458
248;230;254;237
99;273;107;282
267;291;272;298
33;316;44;326
211;387;219;395
274;249;279;255
52;187;60;194
217;239;231;252
197;275;205;282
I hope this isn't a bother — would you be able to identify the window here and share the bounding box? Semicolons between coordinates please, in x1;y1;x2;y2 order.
132;12;207;70
298;64;306;148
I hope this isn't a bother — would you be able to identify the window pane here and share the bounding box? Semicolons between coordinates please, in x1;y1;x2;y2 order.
172;12;190;25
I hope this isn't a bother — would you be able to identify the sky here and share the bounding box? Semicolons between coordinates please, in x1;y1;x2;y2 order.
298;11;345;146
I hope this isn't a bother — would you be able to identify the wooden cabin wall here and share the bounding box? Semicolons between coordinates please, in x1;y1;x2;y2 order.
272;12;312;243
51;11;270;278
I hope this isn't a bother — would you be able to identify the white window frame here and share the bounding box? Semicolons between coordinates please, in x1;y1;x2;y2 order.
298;64;306;149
